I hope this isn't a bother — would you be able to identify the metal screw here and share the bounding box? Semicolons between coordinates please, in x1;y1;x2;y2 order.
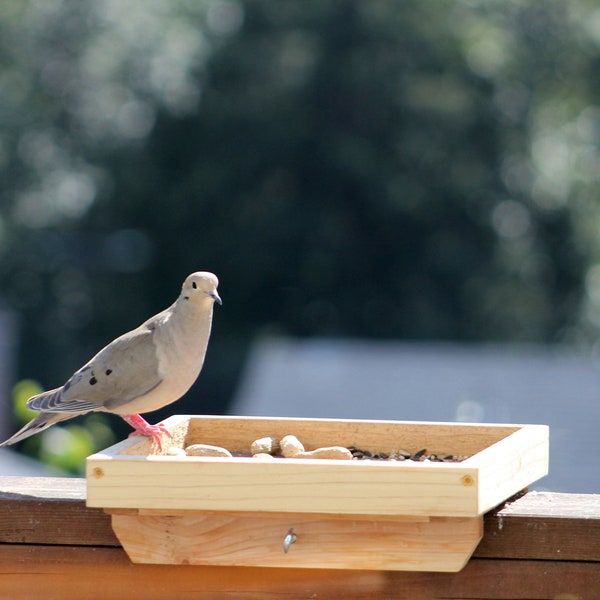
283;528;297;553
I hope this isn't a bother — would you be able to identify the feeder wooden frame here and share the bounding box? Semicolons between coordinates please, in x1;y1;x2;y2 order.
86;415;549;572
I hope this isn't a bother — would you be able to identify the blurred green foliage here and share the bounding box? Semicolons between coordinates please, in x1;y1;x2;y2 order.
12;379;41;424
1;0;600;459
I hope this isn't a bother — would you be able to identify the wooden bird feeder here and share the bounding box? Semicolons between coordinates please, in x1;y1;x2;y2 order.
86;415;549;572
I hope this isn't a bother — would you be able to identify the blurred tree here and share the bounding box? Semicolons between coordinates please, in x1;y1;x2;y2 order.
0;0;599;453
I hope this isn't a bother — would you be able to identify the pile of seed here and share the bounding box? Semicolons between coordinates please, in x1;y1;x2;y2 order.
347;446;468;462
165;436;469;463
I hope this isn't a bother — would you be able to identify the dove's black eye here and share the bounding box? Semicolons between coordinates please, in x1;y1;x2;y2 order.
192;281;197;289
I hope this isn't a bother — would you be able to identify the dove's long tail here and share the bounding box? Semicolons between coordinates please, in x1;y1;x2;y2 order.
0;411;82;447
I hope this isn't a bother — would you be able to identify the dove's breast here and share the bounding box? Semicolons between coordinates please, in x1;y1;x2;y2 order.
110;306;214;415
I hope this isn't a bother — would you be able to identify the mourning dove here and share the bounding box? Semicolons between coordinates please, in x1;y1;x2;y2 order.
0;271;221;449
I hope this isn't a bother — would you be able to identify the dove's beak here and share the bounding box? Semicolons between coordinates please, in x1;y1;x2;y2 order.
211;291;223;305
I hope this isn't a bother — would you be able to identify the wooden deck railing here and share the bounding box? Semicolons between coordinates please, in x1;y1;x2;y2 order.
0;476;599;599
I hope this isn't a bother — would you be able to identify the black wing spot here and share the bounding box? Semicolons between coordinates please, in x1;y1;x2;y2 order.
90;376;98;385
106;369;113;376
192;281;197;289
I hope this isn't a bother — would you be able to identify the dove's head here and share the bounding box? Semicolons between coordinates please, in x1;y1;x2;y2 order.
181;272;222;306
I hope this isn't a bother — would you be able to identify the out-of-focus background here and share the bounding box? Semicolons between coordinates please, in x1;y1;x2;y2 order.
0;0;599;490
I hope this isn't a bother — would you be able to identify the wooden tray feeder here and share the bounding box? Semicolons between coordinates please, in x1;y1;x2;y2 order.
86;415;549;572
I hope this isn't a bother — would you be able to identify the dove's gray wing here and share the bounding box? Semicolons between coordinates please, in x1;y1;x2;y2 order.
27;325;164;414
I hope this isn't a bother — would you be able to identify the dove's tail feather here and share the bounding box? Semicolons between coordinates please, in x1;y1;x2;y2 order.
0;411;81;447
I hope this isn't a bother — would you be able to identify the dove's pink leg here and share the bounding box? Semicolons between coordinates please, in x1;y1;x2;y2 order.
121;414;172;450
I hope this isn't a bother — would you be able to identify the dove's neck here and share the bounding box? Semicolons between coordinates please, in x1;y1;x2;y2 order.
171;297;214;348
155;297;215;376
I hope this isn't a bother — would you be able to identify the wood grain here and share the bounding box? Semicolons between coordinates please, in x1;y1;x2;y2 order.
87;453;482;516
474;424;549;513
183;415;522;456
0;476;118;546
0;544;598;600
110;510;483;571
476;491;600;562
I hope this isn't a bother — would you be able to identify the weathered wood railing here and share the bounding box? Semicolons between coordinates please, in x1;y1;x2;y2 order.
0;476;599;599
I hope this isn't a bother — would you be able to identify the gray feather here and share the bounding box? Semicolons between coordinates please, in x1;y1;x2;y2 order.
0;412;84;447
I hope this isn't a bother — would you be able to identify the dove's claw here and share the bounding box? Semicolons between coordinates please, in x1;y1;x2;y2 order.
122;414;172;450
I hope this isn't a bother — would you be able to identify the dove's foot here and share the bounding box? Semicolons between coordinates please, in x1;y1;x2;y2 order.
122;414;172;450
